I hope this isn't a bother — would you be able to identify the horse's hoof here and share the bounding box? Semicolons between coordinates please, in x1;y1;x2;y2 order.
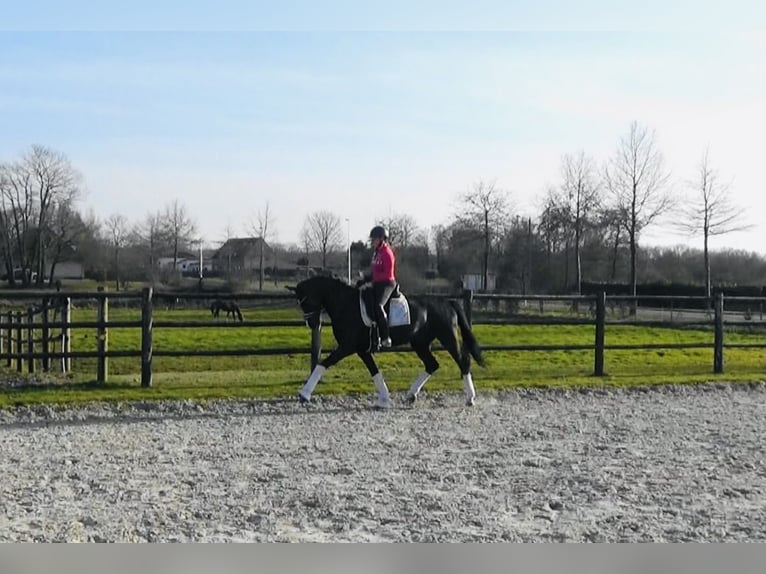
373;398;391;410
404;393;417;405
298;392;310;405
465;396;475;407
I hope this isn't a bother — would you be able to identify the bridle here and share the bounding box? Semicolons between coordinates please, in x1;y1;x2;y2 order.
298;296;322;323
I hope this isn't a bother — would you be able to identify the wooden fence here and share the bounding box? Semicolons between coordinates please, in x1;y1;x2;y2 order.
0;287;764;387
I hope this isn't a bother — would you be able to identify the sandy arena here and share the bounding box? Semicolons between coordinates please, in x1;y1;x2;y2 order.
1;382;765;542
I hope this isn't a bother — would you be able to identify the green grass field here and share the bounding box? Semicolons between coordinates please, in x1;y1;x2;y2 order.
1;303;764;407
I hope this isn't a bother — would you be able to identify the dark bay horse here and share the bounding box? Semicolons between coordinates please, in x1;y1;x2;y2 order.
211;299;244;321
286;275;484;408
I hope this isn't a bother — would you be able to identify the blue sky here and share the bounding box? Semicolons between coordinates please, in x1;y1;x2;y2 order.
1;3;764;253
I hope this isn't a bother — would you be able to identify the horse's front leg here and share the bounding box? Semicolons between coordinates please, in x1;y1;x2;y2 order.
357;351;391;409
298;346;354;403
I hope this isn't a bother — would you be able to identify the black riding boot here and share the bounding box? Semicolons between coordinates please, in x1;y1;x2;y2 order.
375;306;391;348
373;281;395;349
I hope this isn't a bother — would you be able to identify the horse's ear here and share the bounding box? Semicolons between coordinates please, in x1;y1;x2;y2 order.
285;285;296;293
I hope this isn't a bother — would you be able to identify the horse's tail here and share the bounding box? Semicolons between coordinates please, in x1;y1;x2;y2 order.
448;299;485;367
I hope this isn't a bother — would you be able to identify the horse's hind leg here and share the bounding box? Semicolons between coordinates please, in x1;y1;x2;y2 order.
405;344;440;404
357;351;391;409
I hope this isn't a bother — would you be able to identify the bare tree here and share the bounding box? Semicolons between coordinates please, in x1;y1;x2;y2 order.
162;199;197;271
135;211;166;281
376;213;420;248
45;202;84;286
0;147;82;285
538;187;574;289
248;202;275;291
455;180;511;291
605;122;673;297
27;147;82;284
104;213;129;291
302;210;343;269
675;148;752;298
0;162;31;284
560;152;602;294
71;209;108;281
431;224;447;274
597;207;626;281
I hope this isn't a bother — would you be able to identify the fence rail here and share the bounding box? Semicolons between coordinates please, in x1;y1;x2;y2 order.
1;287;764;387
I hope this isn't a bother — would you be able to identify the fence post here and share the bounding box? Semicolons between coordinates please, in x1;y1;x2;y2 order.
15;310;23;373
310;318;322;372
63;297;72;373
141;287;153;388
594;292;606;376
7;311;13;368
41;297;50;372
27;307;35;374
714;292;724;374
462;289;474;327
0;313;4;359
97;286;109;384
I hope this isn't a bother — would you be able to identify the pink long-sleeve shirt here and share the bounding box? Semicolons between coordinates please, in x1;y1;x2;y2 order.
371;242;396;283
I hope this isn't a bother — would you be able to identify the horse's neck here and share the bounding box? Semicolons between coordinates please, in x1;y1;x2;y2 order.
317;281;350;319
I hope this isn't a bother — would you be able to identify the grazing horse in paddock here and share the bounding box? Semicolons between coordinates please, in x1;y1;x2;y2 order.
286;275;484;408
210;299;244;322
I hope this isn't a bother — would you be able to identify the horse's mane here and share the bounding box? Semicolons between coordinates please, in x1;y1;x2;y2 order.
301;274;353;291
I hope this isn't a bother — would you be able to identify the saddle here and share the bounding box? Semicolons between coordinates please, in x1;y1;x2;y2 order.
359;283;411;328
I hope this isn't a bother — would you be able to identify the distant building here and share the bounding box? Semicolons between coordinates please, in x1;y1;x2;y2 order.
157;256;213;273
462;273;496;292
212;237;270;274
49;261;85;280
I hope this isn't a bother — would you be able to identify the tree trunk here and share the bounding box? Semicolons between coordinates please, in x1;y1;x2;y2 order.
115;248;120;292
575;225;582;295
610;228;620;281
259;243;265;291
526;217;532;295
629;227;637;317
630;234;637;297
483;213;490;292
704;230;711;299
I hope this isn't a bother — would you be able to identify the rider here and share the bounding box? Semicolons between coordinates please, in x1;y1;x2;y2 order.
357;225;396;349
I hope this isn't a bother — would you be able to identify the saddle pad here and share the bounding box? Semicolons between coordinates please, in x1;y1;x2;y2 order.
359;292;411;327
388;295;411;327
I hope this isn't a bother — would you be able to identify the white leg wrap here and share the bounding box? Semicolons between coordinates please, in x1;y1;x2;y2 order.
373;372;390;399
463;373;476;404
372;372;390;408
408;371;431;397
300;365;326;400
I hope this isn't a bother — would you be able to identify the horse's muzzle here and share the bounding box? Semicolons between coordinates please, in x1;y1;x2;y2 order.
303;311;321;329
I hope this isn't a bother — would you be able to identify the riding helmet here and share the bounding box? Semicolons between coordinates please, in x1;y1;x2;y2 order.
369;225;388;241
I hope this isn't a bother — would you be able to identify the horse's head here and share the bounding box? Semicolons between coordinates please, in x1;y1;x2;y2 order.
286;279;324;328
286;275;352;327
